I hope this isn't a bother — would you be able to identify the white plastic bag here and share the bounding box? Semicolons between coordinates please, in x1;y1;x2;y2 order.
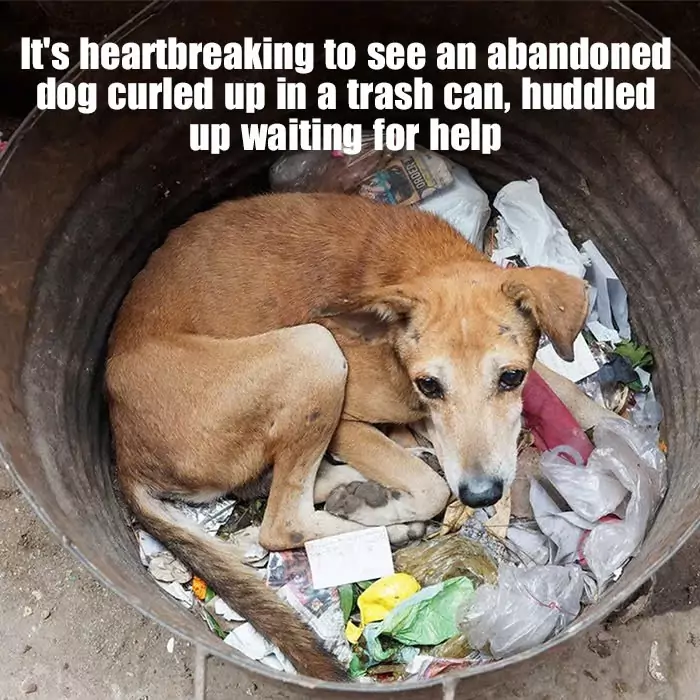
628;394;664;438
540;445;629;522
492;178;587;278
507;523;554;567
460;564;585;658
529;479;594;565
582;418;667;584
418;162;491;249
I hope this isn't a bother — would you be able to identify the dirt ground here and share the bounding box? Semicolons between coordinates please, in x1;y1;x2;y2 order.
2;463;699;700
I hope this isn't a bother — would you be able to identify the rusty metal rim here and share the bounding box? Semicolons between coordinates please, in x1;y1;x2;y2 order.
3;0;700;694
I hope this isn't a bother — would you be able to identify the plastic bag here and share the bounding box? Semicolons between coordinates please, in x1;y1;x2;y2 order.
460;564;584;658
418;162;491;248
394;534;498;588
492;178;587;278
269;133;393;194
540;445;629;522
522;370;594;462
365;577;474;656
628;394;664;437
529;479;594;565
506;522;554;567
582;418;667;584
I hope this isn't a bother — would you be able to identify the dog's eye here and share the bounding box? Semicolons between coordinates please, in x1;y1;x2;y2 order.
415;376;444;400
499;369;526;391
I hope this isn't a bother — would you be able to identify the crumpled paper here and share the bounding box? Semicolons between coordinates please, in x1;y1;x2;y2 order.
492;178;587;278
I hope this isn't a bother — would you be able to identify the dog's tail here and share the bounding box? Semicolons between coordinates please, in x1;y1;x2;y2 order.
125;482;347;681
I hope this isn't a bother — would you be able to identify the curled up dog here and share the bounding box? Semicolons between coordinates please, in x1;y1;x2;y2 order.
105;193;588;680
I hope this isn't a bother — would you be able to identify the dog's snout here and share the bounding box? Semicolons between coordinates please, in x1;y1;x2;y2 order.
458;477;504;508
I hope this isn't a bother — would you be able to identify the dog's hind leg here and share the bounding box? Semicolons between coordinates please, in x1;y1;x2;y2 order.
109;323;367;679
241;326;376;550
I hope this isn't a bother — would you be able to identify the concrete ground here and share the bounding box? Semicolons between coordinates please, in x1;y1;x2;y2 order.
2;463;699;700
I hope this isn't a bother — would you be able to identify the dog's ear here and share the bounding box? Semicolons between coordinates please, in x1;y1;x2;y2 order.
502;267;590;361
315;286;418;341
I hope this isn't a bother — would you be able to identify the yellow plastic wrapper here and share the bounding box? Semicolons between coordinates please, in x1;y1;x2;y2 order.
359;573;422;626
345;620;363;644
345;573;421;643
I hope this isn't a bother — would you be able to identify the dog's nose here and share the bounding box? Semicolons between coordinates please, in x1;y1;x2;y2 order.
458;477;504;508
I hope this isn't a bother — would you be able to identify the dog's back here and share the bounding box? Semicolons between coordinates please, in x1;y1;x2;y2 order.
110;192;485;351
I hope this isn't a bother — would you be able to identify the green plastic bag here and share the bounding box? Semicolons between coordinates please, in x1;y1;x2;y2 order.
363;576;475;664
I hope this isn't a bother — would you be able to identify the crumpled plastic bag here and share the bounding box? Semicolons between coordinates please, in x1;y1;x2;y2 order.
628;394;664;438
394;534;498;588
363;577;474;662
507;522;554;567
460;564;584;658
529;479;594;565
540;445;629;522
269;133;393;194
418;162;491;249
582;418;667;584
492;178;588;278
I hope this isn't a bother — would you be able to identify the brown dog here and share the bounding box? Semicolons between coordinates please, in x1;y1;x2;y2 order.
105;192;588;680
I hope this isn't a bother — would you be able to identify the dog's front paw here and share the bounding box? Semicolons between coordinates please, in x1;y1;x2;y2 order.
386;522;427;546
408;446;442;473
324;480;400;523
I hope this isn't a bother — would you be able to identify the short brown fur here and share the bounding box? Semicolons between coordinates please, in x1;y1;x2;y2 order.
106;193;588;680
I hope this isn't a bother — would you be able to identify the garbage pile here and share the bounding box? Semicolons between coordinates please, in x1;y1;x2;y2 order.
131;137;667;683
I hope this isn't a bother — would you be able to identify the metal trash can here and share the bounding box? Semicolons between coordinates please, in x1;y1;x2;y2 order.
1;2;699;697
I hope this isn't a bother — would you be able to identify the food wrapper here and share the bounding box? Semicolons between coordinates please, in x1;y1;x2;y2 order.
357;148;453;206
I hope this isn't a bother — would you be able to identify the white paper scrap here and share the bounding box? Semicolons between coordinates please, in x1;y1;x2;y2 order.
137;530;166;566
155;580;194;609
224;622;275;660
581;240;631;341
214;597;245;622
304;527;394;589
536;334;599;383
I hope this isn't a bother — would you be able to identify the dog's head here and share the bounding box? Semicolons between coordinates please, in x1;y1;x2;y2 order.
321;263;589;508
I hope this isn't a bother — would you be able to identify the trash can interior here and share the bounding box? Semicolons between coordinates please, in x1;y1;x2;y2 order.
2;2;700;697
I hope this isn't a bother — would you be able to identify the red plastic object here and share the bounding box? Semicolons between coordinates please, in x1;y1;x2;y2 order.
522;370;594;463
